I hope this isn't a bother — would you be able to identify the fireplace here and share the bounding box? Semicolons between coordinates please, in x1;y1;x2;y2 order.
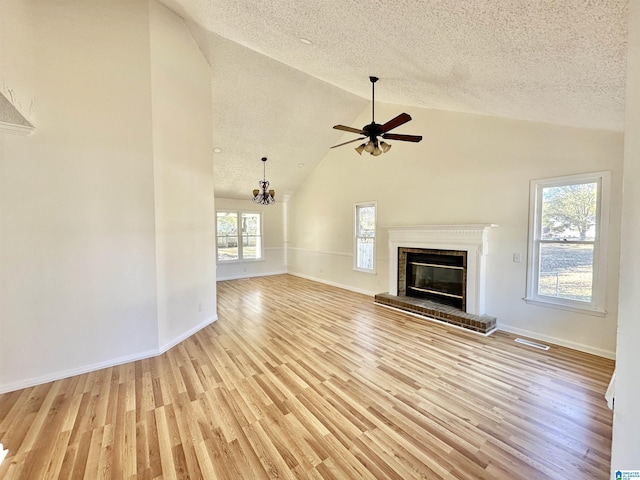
375;224;497;335
400;248;467;310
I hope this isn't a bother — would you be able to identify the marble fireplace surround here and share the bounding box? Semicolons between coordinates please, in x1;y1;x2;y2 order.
386;224;496;316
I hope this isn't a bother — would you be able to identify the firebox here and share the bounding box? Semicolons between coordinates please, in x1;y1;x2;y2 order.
398;247;467;311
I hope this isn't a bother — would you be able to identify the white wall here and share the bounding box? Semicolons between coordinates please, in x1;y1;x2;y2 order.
0;0;216;392
288;102;623;358
610;0;640;473
215;197;287;280
149;1;217;350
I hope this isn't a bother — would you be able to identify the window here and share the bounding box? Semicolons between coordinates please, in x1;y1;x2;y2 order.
216;211;263;262
354;202;376;273
526;172;610;315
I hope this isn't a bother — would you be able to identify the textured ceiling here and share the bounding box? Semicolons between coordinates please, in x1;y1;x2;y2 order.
160;0;629;199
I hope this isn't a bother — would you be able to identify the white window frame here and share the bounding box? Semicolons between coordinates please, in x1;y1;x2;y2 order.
525;171;610;316
216;210;264;263
354;201;377;274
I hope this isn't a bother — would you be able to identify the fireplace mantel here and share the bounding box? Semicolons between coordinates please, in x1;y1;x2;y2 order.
386;224;497;315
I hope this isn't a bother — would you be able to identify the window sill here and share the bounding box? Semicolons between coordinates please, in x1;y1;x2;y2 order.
524;297;606;317
353;267;376;275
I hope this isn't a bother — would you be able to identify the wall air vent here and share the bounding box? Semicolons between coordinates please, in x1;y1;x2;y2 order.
515;337;550;350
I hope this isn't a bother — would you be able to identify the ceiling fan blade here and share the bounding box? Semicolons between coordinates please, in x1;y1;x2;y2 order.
379;113;412;133
333;125;366;134
382;133;423;142
330;137;366;149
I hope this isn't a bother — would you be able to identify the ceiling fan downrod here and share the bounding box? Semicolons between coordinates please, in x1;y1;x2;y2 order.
370;76;378;124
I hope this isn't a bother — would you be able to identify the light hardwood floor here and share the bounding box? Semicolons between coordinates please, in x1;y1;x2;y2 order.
0;274;614;479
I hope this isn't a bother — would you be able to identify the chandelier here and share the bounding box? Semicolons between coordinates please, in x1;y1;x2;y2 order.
252;156;275;205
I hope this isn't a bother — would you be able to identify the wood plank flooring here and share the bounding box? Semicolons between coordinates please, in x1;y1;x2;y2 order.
0;274;614;479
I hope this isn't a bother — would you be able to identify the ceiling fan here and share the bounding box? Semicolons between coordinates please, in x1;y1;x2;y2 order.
331;76;422;156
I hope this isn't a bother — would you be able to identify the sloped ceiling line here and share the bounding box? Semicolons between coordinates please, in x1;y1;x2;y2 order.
0;92;35;136
160;0;629;199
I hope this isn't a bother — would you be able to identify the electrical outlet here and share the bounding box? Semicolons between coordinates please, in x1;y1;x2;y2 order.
513;253;522;263
197;302;202;312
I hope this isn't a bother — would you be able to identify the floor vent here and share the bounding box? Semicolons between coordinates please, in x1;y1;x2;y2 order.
515;338;550;350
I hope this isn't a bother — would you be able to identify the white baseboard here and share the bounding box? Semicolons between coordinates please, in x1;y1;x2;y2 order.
0;315;218;394
158;316;218;354
288;271;376;297
0;348;157;394
498;323;616;360
216;269;287;281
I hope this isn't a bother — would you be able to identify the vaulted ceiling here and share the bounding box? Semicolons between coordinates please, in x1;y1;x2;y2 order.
160;0;629;199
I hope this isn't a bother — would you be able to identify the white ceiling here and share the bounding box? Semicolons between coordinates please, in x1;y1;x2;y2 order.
160;0;629;199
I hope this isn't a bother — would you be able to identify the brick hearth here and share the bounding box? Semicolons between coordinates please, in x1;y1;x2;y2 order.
374;292;497;335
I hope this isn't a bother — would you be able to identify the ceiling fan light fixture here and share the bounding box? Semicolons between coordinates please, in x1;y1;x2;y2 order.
364;141;375;153
380;141;391;153
372;146;383;156
355;143;366;154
